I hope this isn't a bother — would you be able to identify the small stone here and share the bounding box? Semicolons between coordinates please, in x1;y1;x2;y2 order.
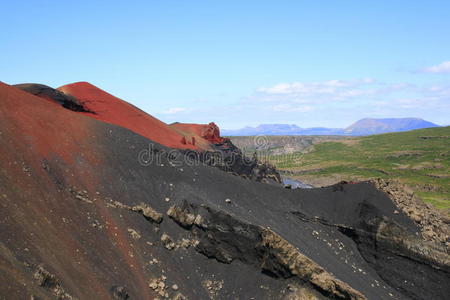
172;293;187;300
132;203;163;223
149;280;158;289
172;284;179;291
127;228;141;240
165;197;170;202
167;205;196;228
161;233;176;250
225;198;231;203
410;213;422;222
179;238;192;249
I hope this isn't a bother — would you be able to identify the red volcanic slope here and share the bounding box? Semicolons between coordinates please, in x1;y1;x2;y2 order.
0;82;96;164
170;122;225;144
57;82;212;150
0;82;154;298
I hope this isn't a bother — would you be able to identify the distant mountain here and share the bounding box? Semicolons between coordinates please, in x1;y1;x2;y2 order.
222;124;344;136
222;118;439;136
344;118;439;135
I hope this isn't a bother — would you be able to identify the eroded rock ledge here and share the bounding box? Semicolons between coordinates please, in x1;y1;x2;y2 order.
107;199;163;224
167;202;366;300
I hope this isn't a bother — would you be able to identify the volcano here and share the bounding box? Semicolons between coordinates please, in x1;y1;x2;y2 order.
0;81;448;300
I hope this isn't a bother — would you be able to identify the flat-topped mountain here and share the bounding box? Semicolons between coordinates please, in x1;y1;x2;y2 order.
344;117;439;135
223;118;439;136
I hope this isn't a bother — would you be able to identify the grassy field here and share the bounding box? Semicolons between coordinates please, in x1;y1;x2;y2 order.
266;127;450;211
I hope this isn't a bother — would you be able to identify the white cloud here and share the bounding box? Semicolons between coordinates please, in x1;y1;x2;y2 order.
256;78;376;97
392;98;423;109
257;78;375;94
254;78;383;105
268;104;313;112
243;77;450;123
423;61;450;73
160;107;192;114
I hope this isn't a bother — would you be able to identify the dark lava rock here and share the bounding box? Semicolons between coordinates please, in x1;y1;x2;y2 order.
14;83;93;112
110;285;130;300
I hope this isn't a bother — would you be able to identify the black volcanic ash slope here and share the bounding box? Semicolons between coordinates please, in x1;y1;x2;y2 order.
90;124;450;300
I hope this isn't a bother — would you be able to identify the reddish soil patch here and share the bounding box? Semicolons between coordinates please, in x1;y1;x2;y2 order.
58;82;210;150
0;82;97;165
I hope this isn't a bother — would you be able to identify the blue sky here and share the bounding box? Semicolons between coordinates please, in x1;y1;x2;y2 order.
1;0;449;128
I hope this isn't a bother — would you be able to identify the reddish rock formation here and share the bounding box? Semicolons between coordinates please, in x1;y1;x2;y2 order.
170;122;225;144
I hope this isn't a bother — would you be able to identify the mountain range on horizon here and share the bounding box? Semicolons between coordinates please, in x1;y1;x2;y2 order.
222;118;440;136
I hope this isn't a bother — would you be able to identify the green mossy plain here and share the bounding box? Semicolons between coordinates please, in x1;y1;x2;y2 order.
268;127;450;210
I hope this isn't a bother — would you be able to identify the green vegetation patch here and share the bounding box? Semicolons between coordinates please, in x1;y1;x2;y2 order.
269;127;450;211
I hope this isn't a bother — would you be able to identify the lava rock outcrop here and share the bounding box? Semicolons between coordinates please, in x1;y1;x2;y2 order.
170;122;225;144
13;83;91;113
